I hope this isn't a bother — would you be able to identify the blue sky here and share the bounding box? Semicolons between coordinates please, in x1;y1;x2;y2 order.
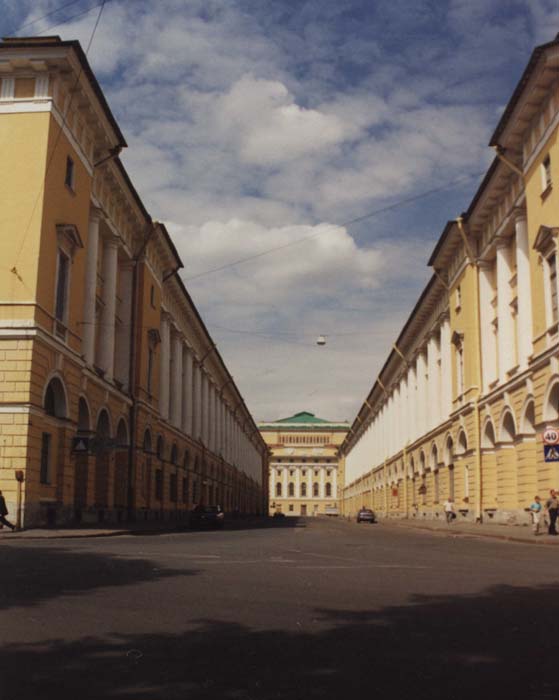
3;0;559;420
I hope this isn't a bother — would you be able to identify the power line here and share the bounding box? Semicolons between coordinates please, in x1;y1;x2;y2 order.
12;0;108;269
35;0;115;36
9;0;87;34
183;168;486;282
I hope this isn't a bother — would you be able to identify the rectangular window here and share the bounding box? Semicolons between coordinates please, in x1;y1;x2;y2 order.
65;156;75;190
542;154;552;191
55;250;70;324
155;469;163;500
182;476;189;503
549;253;558;326
40;432;51;484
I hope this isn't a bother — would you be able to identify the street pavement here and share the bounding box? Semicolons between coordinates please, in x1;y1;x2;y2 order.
1;517;559;699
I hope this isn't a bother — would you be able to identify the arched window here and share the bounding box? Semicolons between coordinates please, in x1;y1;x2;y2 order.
482;419;496;449
521;401;536;435
116;419;129;448
325;482;332;497
544;380;559;423
301;482;307;497
156;436;164;460
194;456;200;473
276;482;282;497
430;444;438;471
313;482;319;497
184;449;191;470
500;410;516;443
419;451;426;474
457;429;468;455
77;397;90;432
444;436;454;466
44;377;67;418
170;443;178;465
288;482;294;497
143;430;152;453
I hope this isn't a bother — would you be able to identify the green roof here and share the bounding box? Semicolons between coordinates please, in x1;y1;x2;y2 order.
276;411;330;424
259;411;349;430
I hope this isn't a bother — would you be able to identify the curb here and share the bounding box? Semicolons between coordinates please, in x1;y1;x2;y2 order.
380;520;559;546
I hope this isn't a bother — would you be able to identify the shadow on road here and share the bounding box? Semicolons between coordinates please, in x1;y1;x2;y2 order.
0;547;196;610
2;581;559;699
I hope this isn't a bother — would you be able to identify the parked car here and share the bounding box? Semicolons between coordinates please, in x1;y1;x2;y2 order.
356;508;376;524
190;505;225;529
272;511;286;519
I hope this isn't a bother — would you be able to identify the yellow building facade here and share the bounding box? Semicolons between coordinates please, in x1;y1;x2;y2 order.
259;412;348;517
0;37;268;528
342;36;559;526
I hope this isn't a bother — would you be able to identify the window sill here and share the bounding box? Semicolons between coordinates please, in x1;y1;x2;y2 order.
541;184;552;201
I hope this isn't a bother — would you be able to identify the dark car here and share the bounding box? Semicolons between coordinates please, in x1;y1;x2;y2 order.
272;511;286;519
190;505;225;529
356;508;376;524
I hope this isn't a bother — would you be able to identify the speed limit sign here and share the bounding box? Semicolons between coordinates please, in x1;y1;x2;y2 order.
543;426;559;445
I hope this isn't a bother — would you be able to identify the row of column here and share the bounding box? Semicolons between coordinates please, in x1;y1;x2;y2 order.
83;209;133;388
159;313;262;478
346;315;452;484
270;467;337;499
479;211;532;391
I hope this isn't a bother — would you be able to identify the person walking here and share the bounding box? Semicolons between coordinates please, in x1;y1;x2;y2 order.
0;490;16;531
443;497;455;524
545;489;558;535
529;496;542;535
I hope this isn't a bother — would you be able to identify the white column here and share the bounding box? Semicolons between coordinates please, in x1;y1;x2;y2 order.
440;316;452;417
496;238;515;381
270;466;276;502
479;262;497;392
320;467;325;498
201;373;209;447
283;465;288;497
427;333;439;431
515;212;533;370
408;363;417;443
159;313;171;420
182;347;193;436
82;209;101;365
170;331;183;428
417;351;428;437
98;236;119;381
192;361;202;439
114;261;133;389
295;466;301;498
333;467;338;499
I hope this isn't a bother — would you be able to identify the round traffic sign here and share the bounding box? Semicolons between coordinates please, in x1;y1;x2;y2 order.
543;427;559;445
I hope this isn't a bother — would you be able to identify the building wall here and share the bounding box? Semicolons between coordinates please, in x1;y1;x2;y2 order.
0;38;267;527
341;39;559;526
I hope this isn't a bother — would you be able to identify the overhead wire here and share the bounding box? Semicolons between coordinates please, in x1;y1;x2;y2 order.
182;168;486;282
8;0;89;34
11;0;108;272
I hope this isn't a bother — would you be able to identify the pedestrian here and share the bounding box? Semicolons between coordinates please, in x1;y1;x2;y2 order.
529;496;542;535
545;489;559;535
0;490;16;531
443;497;455;524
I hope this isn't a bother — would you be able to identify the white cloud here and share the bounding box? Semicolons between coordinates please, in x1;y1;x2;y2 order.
9;0;551;420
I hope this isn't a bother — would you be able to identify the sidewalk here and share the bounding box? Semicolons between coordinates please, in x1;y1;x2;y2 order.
0;516;269;540
380;516;559;545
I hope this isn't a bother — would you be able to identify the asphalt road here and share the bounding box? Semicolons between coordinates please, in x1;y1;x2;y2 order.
1;517;559;700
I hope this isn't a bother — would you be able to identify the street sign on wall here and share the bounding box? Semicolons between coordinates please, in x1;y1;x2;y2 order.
544;445;559;462
543;427;559;445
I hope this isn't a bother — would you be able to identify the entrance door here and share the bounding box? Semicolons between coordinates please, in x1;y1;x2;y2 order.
300;504;307;516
